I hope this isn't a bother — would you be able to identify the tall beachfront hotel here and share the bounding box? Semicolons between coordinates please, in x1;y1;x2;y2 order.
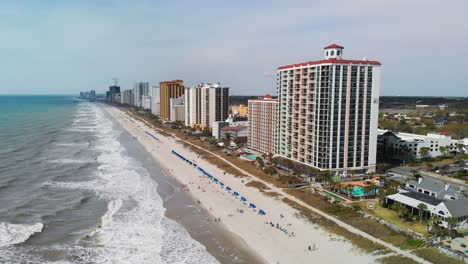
160;80;184;121
184;83;229;129
275;44;381;175
248;95;277;154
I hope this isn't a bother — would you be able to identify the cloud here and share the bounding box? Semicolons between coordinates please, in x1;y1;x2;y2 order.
0;0;466;96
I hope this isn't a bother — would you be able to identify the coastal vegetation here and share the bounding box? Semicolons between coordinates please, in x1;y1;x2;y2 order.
376;255;419;264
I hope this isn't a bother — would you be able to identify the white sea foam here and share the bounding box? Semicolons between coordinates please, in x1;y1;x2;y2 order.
55;142;90;147
0;222;44;247
82;104;218;264
160;218;219;264
44;180;100;190
47;159;94;164
3;103;218;264
66;128;96;132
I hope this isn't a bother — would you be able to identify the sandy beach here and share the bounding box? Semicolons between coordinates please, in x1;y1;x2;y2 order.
104;105;379;264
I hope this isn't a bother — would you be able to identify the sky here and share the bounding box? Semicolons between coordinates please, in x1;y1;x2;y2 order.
0;0;467;96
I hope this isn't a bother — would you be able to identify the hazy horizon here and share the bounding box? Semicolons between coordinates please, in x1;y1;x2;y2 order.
0;0;467;96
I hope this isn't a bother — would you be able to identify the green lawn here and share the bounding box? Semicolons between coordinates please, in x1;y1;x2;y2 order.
356;201;429;237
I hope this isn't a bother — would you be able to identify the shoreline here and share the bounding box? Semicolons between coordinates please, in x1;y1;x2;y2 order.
104;105;379;264
110;106;266;264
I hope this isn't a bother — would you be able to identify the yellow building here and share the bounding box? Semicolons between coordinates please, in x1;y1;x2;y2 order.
231;104;248;116
160;80;184;121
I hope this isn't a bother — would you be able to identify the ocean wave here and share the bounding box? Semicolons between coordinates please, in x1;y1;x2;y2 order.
55;142;90;147
66;128;96;133
43;180;100;190
46;159;95;164
0;103;218;263
0;222;44;247
160;218;219;264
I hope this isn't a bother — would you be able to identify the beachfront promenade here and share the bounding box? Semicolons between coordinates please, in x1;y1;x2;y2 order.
147;124;431;264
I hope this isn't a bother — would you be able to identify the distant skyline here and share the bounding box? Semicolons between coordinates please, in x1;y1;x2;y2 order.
0;0;467;96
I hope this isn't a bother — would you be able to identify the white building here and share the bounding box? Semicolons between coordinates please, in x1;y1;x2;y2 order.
185;83;229;129
133;82;150;107
212;118;249;140
142;95;152;110
248;95;277;154
121;89;134;105
386;177;467;228
275;44;381;175
378;129;467;161
170;95;185;122
151;86;160;116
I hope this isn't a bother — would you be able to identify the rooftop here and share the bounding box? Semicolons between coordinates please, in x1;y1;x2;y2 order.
277;58;381;70
324;43;344;49
406;177;460;198
222;125;247;132
248;94;278;102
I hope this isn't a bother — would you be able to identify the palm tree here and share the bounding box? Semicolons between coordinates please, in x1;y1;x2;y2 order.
256;156;264;168
362;185;371;199
419;147;430;160
267;152;273;162
447;217;458;236
457;143;465;154
439;146;447;156
417;203;428;222
345;185;355;198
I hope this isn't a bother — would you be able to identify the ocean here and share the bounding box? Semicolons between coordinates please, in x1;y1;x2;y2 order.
0;96;220;263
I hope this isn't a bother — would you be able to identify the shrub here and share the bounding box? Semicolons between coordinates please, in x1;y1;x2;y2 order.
263;166;277;175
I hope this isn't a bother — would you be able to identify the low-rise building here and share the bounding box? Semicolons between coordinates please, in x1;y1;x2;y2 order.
377;129;466;162
121;90;134;105
142;95;152;110
220;125;248;143
386;177;468;228
170;95;185;122
111;93;121;104
231;104;248;117
212;117;249;139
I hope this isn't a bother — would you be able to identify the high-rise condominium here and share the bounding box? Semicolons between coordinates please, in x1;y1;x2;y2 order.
248;95;277;154
160;80;184;121
275;44;381;174
133;82;150;108
184;83;229;129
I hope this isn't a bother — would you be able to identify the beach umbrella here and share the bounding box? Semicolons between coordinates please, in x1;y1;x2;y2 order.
249;203;256;209
259;210;266;215
241;197;247;202
219;182;224;186
214;178;219;183
233;191;239;196
226;186;232;191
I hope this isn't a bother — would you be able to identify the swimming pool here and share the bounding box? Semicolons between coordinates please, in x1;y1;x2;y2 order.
340;186;379;197
244;154;260;160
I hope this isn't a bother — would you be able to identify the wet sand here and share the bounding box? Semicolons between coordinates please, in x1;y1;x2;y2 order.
116;111;266;264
